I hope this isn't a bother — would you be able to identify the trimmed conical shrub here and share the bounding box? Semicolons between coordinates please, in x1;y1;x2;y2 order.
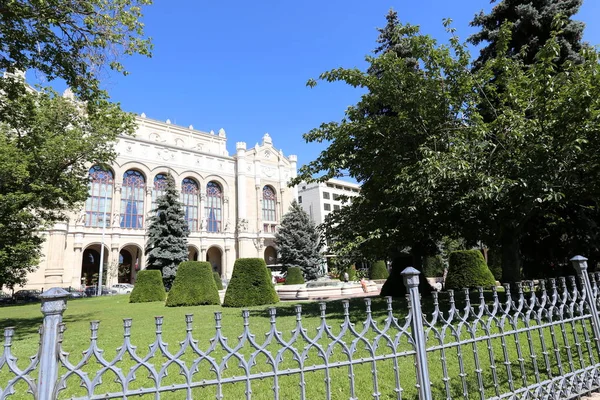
380;257;433;297
285;266;305;285
130;270;166;303
223;258;279;307
166;261;220;307
213;271;224;290
369;260;389;280
445;250;496;290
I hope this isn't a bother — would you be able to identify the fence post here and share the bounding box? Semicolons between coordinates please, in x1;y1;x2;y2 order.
401;267;433;400
571;256;600;349
37;287;69;400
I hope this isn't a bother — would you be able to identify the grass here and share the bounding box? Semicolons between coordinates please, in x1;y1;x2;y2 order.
1;290;599;399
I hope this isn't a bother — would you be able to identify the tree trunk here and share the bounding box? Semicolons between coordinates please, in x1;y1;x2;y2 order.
501;230;521;284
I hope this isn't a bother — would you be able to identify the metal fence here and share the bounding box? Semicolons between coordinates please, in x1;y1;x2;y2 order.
2;256;600;399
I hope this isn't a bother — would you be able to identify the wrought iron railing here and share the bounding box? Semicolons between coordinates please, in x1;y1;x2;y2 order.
2;257;600;399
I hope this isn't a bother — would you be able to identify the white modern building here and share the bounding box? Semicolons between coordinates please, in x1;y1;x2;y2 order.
297;178;361;226
22;108;298;291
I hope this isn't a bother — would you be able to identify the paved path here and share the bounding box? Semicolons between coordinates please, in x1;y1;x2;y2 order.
588;393;600;399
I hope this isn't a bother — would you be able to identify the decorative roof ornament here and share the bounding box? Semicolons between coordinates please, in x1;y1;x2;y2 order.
189;125;194;130
140;112;146;118
166;119;171;124
262;133;273;145
218;128;226;137
210;130;215;135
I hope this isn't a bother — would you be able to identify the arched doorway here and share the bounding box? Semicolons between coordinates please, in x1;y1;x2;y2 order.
206;246;222;276
120;245;142;284
264;246;277;266
188;246;199;261
81;244;109;287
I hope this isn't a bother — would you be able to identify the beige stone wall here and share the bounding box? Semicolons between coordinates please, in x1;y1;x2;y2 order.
12;117;297;292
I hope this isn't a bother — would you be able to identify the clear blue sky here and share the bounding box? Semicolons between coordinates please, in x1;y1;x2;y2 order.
100;0;600;175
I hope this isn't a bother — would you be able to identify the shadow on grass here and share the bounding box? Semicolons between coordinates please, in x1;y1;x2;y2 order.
0;313;95;341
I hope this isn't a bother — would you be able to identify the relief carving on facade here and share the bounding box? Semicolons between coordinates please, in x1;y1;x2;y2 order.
236;218;248;233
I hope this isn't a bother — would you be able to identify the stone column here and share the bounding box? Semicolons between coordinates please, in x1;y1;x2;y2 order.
144;186;153;228
200;193;207;233
256;184;262;232
236;142;247;224
112;182;122;228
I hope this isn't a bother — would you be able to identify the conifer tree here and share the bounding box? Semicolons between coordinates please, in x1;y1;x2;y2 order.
469;0;585;68
145;173;189;289
274;200;323;281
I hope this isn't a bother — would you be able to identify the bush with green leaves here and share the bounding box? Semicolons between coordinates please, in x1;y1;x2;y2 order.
380;257;433;297
129;270;166;303
369;260;389;280
423;255;445;277
223;258;279;307
285;267;305;285
445;250;496;290
486;248;502;281
165;261;220;307
213;271;224;290
339;265;357;282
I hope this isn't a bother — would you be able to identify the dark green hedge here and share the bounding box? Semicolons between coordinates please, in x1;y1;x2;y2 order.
369;260;389;280
166;261;220;307
445;250;496;290
486;248;503;281
213;271;224;290
423;255;445;277
380;257;433;297
223;258;279;307
285;267;305;285
129;270;166;303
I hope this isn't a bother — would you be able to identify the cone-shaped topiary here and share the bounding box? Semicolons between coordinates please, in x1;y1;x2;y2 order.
285;266;305;285
213;271;223;290
369;260;389;280
380;257;433;297
223;258;279;307
445;250;496;290
166;261;220;307
129;270;166;303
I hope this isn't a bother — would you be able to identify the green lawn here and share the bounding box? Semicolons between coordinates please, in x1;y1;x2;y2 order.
1;292;598;399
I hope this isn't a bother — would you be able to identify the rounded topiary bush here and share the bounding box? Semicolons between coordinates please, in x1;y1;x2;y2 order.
166;261;220;307
445;250;496;290
223;258;279;307
213;271;224;290
285;267;305;285
369;260;389;280
130;270;166;303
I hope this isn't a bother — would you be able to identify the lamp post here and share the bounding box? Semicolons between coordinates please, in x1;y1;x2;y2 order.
96;183;110;296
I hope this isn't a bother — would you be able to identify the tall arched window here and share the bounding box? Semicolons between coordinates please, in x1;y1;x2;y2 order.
85;166;114;227
120;170;145;229
205;181;222;232
151;173;168;211
181;178;199;231
262;185;276;221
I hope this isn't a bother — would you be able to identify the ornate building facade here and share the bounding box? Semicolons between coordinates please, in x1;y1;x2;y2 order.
24;115;298;290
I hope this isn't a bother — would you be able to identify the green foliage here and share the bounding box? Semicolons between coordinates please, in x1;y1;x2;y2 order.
469;0;584;68
0;0;151;288
339;265;357;282
423;256;444;277
166;261;220;307
0;87;137;289
445;250;496;290
369;260;389;280
223;258;279;307
274;200;323;280
284;267;305;285
381;257;433;297
486;248;503;281
213;271;224;290
293;11;600;285
129;270;166;303
145;174;189;289
0;0;152;102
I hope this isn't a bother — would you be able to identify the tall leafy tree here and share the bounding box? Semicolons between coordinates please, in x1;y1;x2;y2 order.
469;0;585;68
145;174;190;289
274;200;323;281
0;85;137;289
0;0;151;288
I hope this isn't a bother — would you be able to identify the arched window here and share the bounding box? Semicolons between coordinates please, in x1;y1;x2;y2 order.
262;185;276;221
120;170;145;229
181;178;199;231
151;173;168;211
85;166;114;227
205;181;222;232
